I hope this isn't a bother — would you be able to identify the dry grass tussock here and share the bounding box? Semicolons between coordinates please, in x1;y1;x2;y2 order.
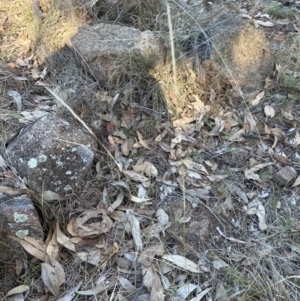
0;0;85;63
1;0;300;300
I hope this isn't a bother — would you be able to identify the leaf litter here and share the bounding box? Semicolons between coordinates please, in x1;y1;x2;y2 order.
3;1;300;300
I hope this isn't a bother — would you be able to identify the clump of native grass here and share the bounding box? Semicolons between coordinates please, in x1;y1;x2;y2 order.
108;1;228;118
96;0;163;31
276;33;300;97
33;0;85;64
0;0;39;60
263;2;295;19
0;0;85;62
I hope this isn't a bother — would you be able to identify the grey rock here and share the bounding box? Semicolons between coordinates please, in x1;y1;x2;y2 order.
69;23;163;88
0;193;43;261
274;166;297;186
5;114;97;194
193;11;275;93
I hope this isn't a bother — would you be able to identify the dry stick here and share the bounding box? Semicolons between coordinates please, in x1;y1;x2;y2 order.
181;178;187;256
44;86;121;171
167;3;177;86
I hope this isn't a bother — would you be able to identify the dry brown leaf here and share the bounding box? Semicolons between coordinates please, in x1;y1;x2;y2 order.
107;192;124;212
186;170;202;179
55;222;76;252
270;128;284;148
247;91;265;106
190;287;213;301
116;256;132;270
247;199;268;231
251;162;273;172
227;183;248;204
45;226;60;259
293;132;300;147
228;128;245;142
181;158;194;169
8;90;22;112
216;226;247;244
176;283;199;299
264;105;275;118
155;129;168;142
111;181;130;191
76;276;113;295
182;159;209;175
123;170;150;187
16;53;33;67
126;210;143;252
156;209;170;229
264;122;271;134
208;116;225;136
268;146;277;164
67;209;113;238
223;112;239;130
41;256;66;297
292;175;300;187
8;235;47;262
133;161;158;178
192;98;205;112
141;223;164;240
0;155;7;169
118;277;136;292
15;259;23;276
159;142;171;152
162;255;203;273
245;162;272;182
193;163;209;175
138;243;164;267
170;133;182;148
186;188;211;202
75;248;102;266
244;112;257;133
97;113;112;122
281;109;295;120
142;265;164;301
107;210;126;222
96;91;113;102
137;131;153;151
208;174;229;182
245;168;261;182
121;138;130;156
256;20;275;27
4;285;29;299
42;190;66;201
108;135;116;150
270;128;284;139
55;281;82;301
66;219;77;237
273;154;290;165
173;116;197;127
130;195;152;203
